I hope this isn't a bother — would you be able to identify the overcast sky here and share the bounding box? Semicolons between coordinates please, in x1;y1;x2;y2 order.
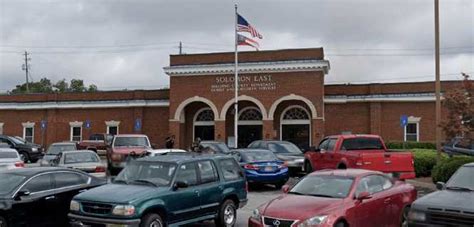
0;0;473;92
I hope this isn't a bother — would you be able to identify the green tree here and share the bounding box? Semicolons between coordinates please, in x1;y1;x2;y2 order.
10;78;98;94
88;84;98;92
53;79;69;92
70;79;86;92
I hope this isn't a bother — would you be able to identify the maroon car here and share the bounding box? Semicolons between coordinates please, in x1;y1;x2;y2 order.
106;134;151;174
249;169;416;227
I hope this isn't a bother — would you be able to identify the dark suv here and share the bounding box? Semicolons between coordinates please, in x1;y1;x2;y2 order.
69;154;248;227
0;135;44;163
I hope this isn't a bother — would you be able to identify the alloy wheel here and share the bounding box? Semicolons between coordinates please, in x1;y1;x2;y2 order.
19;153;27;163
149;219;163;227
223;204;235;226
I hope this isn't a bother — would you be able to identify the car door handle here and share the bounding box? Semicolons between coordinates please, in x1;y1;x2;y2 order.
79;189;88;193
384;198;391;204
194;190;200;196
45;196;56;200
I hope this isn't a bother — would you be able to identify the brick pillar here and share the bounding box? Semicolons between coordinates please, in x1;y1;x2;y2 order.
312;119;325;146
214;120;226;142
370;102;382;135
262;120;275;140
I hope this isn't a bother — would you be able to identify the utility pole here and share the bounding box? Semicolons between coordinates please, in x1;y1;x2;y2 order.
179;41;183;55
22;51;30;93
434;0;442;161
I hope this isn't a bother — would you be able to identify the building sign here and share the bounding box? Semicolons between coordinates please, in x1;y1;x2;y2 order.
400;115;408;127
211;75;276;92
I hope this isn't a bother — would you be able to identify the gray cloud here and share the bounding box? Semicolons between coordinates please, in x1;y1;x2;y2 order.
0;0;472;92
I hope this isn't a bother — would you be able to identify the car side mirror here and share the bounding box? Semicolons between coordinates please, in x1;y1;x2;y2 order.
173;181;188;190
436;182;446;190
356;191;372;201
15;190;31;200
282;185;290;193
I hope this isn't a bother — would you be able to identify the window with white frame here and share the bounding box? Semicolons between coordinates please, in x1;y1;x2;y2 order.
22;122;35;143
404;117;420;142
105;121;120;136
69;121;83;142
0;123;3;135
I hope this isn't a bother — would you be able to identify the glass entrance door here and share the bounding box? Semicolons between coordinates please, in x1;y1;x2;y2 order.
282;124;310;150
238;125;262;148
194;126;215;141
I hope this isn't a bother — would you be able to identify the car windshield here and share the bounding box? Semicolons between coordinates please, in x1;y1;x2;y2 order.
9;136;25;145
268;142;302;154
47;144;77;155
289;175;354;198
0;173;26;196
89;134;104;141
115;161;177;187
64;152;99;164
446;166;474;190
241;151;278;162
0;152;18;159
114;137;150;147
201;143;231;154
341;138;384;150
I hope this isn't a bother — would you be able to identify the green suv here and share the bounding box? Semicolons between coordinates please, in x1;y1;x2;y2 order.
68;154;248;227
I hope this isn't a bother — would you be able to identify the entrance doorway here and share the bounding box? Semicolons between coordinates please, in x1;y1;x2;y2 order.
195;126;215;141
280;106;311;150
282;124;310;150
194;108;215;141
238;125;262;148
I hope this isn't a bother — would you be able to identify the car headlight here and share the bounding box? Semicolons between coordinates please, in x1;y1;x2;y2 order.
31;148;38;152
70;200;80;211
408;210;426;222
251;209;261;221
112;205;135;216
297;215;328;227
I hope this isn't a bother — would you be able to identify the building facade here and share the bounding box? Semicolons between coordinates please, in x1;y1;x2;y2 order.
0;48;460;149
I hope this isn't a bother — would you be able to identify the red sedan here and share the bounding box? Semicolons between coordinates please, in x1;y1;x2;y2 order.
248;169;416;227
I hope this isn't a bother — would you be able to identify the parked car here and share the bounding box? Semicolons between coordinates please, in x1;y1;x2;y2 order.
304;134;416;180
69;154;248;227
200;140;232;154
232;148;289;188
249;169;417;227
146;148;187;156
248;140;305;174
50;150;107;178
106;134;152;174
408;162;474;226
443;137;474;156
40;141;78;166
0;148;24;171
0;135;44;163
77;133;113;155
0;167;105;227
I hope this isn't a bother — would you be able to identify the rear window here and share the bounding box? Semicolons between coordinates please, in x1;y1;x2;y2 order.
241;151;278;162
0;152;18;159
64;152;100;164
114;137;150;147
47;144;77;155
218;159;243;181
341;138;384;150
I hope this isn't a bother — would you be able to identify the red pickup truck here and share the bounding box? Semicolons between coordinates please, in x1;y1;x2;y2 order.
77;133;113;155
304;134;416;180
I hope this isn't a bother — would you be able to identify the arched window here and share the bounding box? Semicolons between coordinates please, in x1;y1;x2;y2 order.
280;106;311;150
282;107;310;120
194;108;214;125
238;107;263;125
193;108;215;141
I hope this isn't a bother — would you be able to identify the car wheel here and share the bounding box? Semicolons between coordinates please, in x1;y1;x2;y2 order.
334;221;346;227
305;161;313;174
19;152;29;163
215;200;237;227
401;207;410;227
0;216;7;227
140;213;164;227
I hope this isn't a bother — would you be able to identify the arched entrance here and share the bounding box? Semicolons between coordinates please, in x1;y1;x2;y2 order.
238;107;263;147
280;106;311;150
193;107;215;141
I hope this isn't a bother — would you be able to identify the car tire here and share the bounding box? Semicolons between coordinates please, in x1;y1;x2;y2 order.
140;213;164;227
0;216;7;227
215;200;237;227
305;161;313;174
334;221;346;227
401;207;410;227
19;152;29;163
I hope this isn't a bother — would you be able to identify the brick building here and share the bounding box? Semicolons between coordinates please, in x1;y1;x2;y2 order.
0;48;461;149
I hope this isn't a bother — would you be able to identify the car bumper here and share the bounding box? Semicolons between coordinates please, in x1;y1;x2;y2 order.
69;213;140;227
29;152;44;160
90;172;107;179
248;217;263;227
109;161;126;169
246;170;289;184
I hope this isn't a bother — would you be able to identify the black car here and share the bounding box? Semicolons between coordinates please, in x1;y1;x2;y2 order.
0;167;105;227
0;135;44;163
408;162;474;226
248;140;305;174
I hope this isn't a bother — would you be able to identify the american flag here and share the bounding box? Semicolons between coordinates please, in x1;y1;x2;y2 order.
237;34;259;50
237;13;263;39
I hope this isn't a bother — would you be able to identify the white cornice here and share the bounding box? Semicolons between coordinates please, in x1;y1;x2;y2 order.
164;60;330;76
0;99;169;110
324;94;441;103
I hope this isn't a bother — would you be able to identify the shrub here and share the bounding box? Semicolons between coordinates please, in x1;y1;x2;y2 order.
410;149;447;177
432;156;474;183
386;141;436;150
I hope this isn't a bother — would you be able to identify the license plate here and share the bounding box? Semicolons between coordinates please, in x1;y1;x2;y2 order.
264;166;273;172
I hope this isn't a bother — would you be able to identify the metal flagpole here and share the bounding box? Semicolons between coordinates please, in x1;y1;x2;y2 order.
434;0;442;161
234;4;239;148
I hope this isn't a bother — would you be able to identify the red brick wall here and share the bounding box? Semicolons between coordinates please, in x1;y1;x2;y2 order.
324;103;371;136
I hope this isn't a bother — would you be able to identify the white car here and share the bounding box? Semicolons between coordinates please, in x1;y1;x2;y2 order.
0;148;24;171
146;149;187;157
54;150;107;178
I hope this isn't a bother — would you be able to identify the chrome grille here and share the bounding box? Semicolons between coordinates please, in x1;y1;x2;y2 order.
263;216;295;227
81;202;113;215
428;211;474;226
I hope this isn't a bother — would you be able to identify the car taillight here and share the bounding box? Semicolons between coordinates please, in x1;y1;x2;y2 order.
15;162;25;168
243;164;259;170
95;166;106;173
111;154;123;161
